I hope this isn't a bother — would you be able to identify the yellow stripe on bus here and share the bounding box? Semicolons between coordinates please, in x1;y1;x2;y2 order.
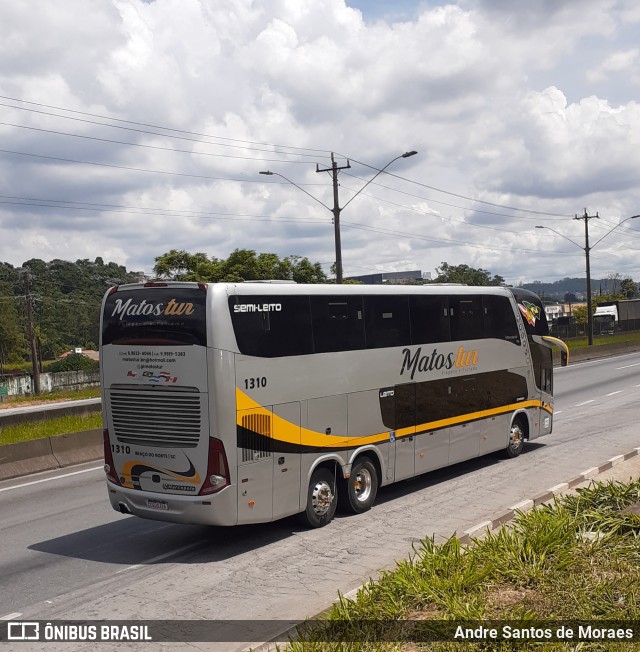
236;388;549;449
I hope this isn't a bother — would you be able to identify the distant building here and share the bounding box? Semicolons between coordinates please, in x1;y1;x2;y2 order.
345;270;424;285
58;348;100;361
131;271;153;283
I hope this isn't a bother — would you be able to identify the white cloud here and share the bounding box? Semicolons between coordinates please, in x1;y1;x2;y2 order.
0;0;639;285
586;48;639;83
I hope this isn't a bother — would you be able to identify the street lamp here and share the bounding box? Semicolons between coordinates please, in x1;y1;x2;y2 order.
261;150;417;283
536;213;639;345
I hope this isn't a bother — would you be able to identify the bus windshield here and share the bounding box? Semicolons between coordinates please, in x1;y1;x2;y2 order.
102;286;207;346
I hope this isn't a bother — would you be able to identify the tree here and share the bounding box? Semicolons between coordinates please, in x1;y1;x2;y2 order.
433;262;505;286
620;278;639;299
0;282;27;367
47;353;99;372
153;250;218;280
153;249;327;283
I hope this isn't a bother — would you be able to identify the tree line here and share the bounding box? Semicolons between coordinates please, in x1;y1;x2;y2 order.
5;247;620;370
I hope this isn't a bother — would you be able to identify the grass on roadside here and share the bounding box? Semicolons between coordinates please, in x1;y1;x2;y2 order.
289;479;640;651
0;412;103;445
566;330;640;350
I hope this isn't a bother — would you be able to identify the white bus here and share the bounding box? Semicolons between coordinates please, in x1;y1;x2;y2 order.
100;282;568;528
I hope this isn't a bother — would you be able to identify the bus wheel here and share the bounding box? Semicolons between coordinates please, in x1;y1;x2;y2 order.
339;458;378;514
505;419;525;458
301;467;337;528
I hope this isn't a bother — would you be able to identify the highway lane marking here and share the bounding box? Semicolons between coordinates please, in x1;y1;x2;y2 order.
1;612;22;620
606;390;623;396
116;541;204;573
617;362;640;369
0;466;102;493
575;399;595;406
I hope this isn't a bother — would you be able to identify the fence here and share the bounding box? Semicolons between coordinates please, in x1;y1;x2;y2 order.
0;370;100;398
549;320;640;340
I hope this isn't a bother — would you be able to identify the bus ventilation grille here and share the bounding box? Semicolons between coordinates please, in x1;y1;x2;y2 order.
109;389;201;448
241;413;272;462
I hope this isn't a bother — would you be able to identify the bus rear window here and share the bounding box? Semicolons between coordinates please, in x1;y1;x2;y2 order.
102;288;207;346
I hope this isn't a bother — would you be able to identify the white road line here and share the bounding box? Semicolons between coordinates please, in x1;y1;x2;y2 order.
116;541;203;573
575;399;595;407
606;390;623;396
617;362;640;370
1;612;22;620
0;466;102;493
554;410;562;415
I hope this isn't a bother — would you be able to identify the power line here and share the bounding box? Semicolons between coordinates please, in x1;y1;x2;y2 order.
0;148;287;182
341;172;572;221
0;96;332;157
0;195;329;225
341;156;574;218
0;121;323;164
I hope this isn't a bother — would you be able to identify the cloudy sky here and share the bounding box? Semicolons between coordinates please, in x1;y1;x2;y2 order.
1;0;639;285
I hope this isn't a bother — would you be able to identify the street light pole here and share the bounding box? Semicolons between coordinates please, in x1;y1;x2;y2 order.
574;210;598;345
261;150;417;284
316;153;351;284
536;212;640;345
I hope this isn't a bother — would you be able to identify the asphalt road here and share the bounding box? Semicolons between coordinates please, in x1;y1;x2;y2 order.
1;351;639;650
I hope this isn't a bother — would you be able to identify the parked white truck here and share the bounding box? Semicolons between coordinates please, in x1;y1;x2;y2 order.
594;299;640;332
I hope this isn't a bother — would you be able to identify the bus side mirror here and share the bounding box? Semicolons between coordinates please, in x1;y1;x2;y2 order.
541;336;569;367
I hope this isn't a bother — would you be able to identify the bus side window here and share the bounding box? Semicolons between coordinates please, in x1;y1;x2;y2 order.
409;295;450;345
230;295;313;357
311;295;365;353
483;295;521;344
364;295;411;349
450;296;484;341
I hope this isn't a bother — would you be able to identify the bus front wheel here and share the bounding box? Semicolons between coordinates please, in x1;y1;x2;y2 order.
339;458;378;514
301;467;337;528
505;419;526;458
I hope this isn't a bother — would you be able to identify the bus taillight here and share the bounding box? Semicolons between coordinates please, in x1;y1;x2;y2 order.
198;437;230;495
103;429;121;486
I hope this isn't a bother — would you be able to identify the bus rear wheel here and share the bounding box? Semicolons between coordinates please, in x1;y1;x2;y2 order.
339;458;378;514
301;467;337;528
505;419;525;458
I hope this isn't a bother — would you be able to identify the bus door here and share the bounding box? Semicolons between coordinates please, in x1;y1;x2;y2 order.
237;406;274;523
393;383;416;481
530;341;555;436
272;402;302;520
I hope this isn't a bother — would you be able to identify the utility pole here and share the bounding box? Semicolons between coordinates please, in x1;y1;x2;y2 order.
316;153;351;284
574;209;599;346
262;150;416;285
21;269;41;395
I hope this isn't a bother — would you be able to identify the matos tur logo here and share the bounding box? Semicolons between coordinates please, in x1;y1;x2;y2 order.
400;345;479;380
110;297;195;320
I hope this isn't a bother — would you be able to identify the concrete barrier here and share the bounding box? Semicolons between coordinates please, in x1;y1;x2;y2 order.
0;429;103;481
0;437;59;480
0;398;101;428
50;428;103;467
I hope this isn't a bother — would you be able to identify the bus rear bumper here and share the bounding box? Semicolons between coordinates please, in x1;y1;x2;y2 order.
106;480;237;526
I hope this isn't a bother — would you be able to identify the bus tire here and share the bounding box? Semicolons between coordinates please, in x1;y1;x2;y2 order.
339;458;378;514
301;467;337;528
505;418;525;458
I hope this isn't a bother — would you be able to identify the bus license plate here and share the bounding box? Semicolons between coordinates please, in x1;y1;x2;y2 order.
146;499;168;510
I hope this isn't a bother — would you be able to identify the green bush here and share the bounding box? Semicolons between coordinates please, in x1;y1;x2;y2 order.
47;353;99;373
